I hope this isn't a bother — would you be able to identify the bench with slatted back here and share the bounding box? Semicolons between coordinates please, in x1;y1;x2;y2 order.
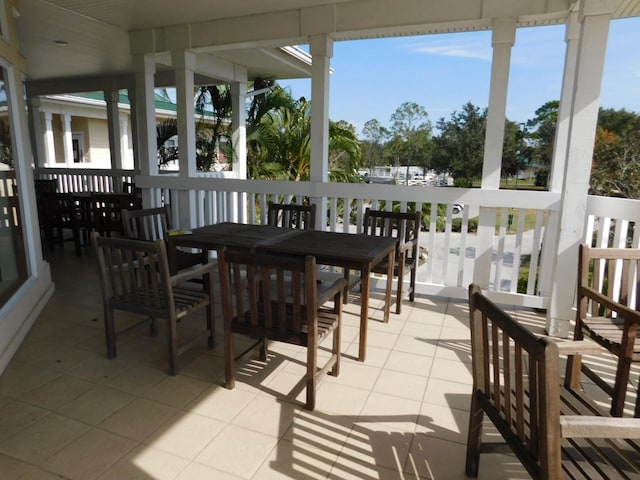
466;284;640;480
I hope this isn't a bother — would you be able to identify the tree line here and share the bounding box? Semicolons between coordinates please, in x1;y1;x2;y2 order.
160;82;640;199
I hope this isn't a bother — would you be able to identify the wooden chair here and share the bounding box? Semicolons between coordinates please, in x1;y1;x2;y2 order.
362;208;421;314
267;201;316;229
121;205;207;274
467;283;640;480
216;246;347;410
565;244;640;417
92;192;141;237
91;232;216;375
40;192;83;256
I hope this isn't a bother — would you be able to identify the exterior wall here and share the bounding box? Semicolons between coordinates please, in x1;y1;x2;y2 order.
86;117;112;167
0;0;54;374
52;114;64;164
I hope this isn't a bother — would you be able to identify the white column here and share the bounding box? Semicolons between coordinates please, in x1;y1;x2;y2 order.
172;50;197;229
26;96;46;168
473;18;516;288
43;112;56;167
309;34;333;230
231;80;247;179
105;89;123;170
132;53;157;206
120;116;131;169
61;114;73;167
538;13;579;298
231;79;248;223
547;0;615;337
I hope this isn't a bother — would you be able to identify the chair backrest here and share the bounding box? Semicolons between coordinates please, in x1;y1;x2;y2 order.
267;202;316;230
122;205;172;241
34;179;57;195
468;283;561;479
363;208;421;258
578;243;640;316
92;192;141;235
217;246;318;342
91;232;172;317
40;192;78;228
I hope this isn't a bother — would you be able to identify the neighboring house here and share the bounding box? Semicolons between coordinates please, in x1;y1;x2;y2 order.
37;90;183;170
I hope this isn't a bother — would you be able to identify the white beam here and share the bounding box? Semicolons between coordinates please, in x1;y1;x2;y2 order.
309;35;333;230
547;0;614;337
473;17;516;289
132;53;157;208
105;90;123;171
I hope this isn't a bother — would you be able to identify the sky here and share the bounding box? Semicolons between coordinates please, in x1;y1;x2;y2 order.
280;17;640;136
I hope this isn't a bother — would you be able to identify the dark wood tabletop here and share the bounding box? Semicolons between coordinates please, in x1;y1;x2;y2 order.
169;222;397;361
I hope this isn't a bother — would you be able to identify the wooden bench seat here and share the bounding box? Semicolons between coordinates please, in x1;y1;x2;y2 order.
466;284;640;480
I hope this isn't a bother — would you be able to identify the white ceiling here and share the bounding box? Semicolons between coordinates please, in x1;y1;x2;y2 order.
16;0;640;84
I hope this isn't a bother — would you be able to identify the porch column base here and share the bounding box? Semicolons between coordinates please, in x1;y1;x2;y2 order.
546;316;571;338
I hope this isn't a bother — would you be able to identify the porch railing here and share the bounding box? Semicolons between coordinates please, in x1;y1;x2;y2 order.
137;173;561;308
585;195;640;249
34;168;640;310
33;167;137;194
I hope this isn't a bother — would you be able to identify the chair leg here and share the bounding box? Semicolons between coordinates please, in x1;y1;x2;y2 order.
395;270;404;315
409;266;417;302
259;338;268;361
225;331;235;390
465;391;484;477
564;325;584;391
306;344;317;411
206;304;214;350
104;306;117;359
330;294;342;377
167;317;178;376
611;355;632;417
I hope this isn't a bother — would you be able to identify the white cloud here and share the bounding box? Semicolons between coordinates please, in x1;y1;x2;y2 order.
408;38;492;61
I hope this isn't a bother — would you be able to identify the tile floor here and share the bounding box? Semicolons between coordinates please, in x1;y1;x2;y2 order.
0;243;628;479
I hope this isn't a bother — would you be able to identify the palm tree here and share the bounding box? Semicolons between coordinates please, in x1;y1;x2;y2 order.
248;93;362;181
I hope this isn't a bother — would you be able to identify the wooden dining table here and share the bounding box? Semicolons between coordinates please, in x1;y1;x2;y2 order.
168;222;397;362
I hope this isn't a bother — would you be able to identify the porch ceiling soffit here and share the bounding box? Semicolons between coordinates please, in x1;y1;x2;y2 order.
129;0;579;56
19;0;640;84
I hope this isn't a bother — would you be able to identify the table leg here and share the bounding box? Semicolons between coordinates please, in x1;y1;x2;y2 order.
358;266;371;362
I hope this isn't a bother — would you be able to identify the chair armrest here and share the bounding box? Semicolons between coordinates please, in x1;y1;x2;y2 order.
581;286;640;323
555;340;608;356
560;415;640;439
170;261;216;286
397;239;415;254
316;276;349;305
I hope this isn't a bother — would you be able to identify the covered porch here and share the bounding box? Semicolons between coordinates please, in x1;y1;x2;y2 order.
20;0;640;341
3;244;628;479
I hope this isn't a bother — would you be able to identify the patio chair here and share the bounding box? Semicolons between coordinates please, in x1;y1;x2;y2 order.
267;201;350;296
92;192;141;237
362;208;421;314
565;244;640;417
91;232;216;375
121;205;208;274
40;192;83;256
216;246;347;410
267;201;316;229
467;283;640;479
